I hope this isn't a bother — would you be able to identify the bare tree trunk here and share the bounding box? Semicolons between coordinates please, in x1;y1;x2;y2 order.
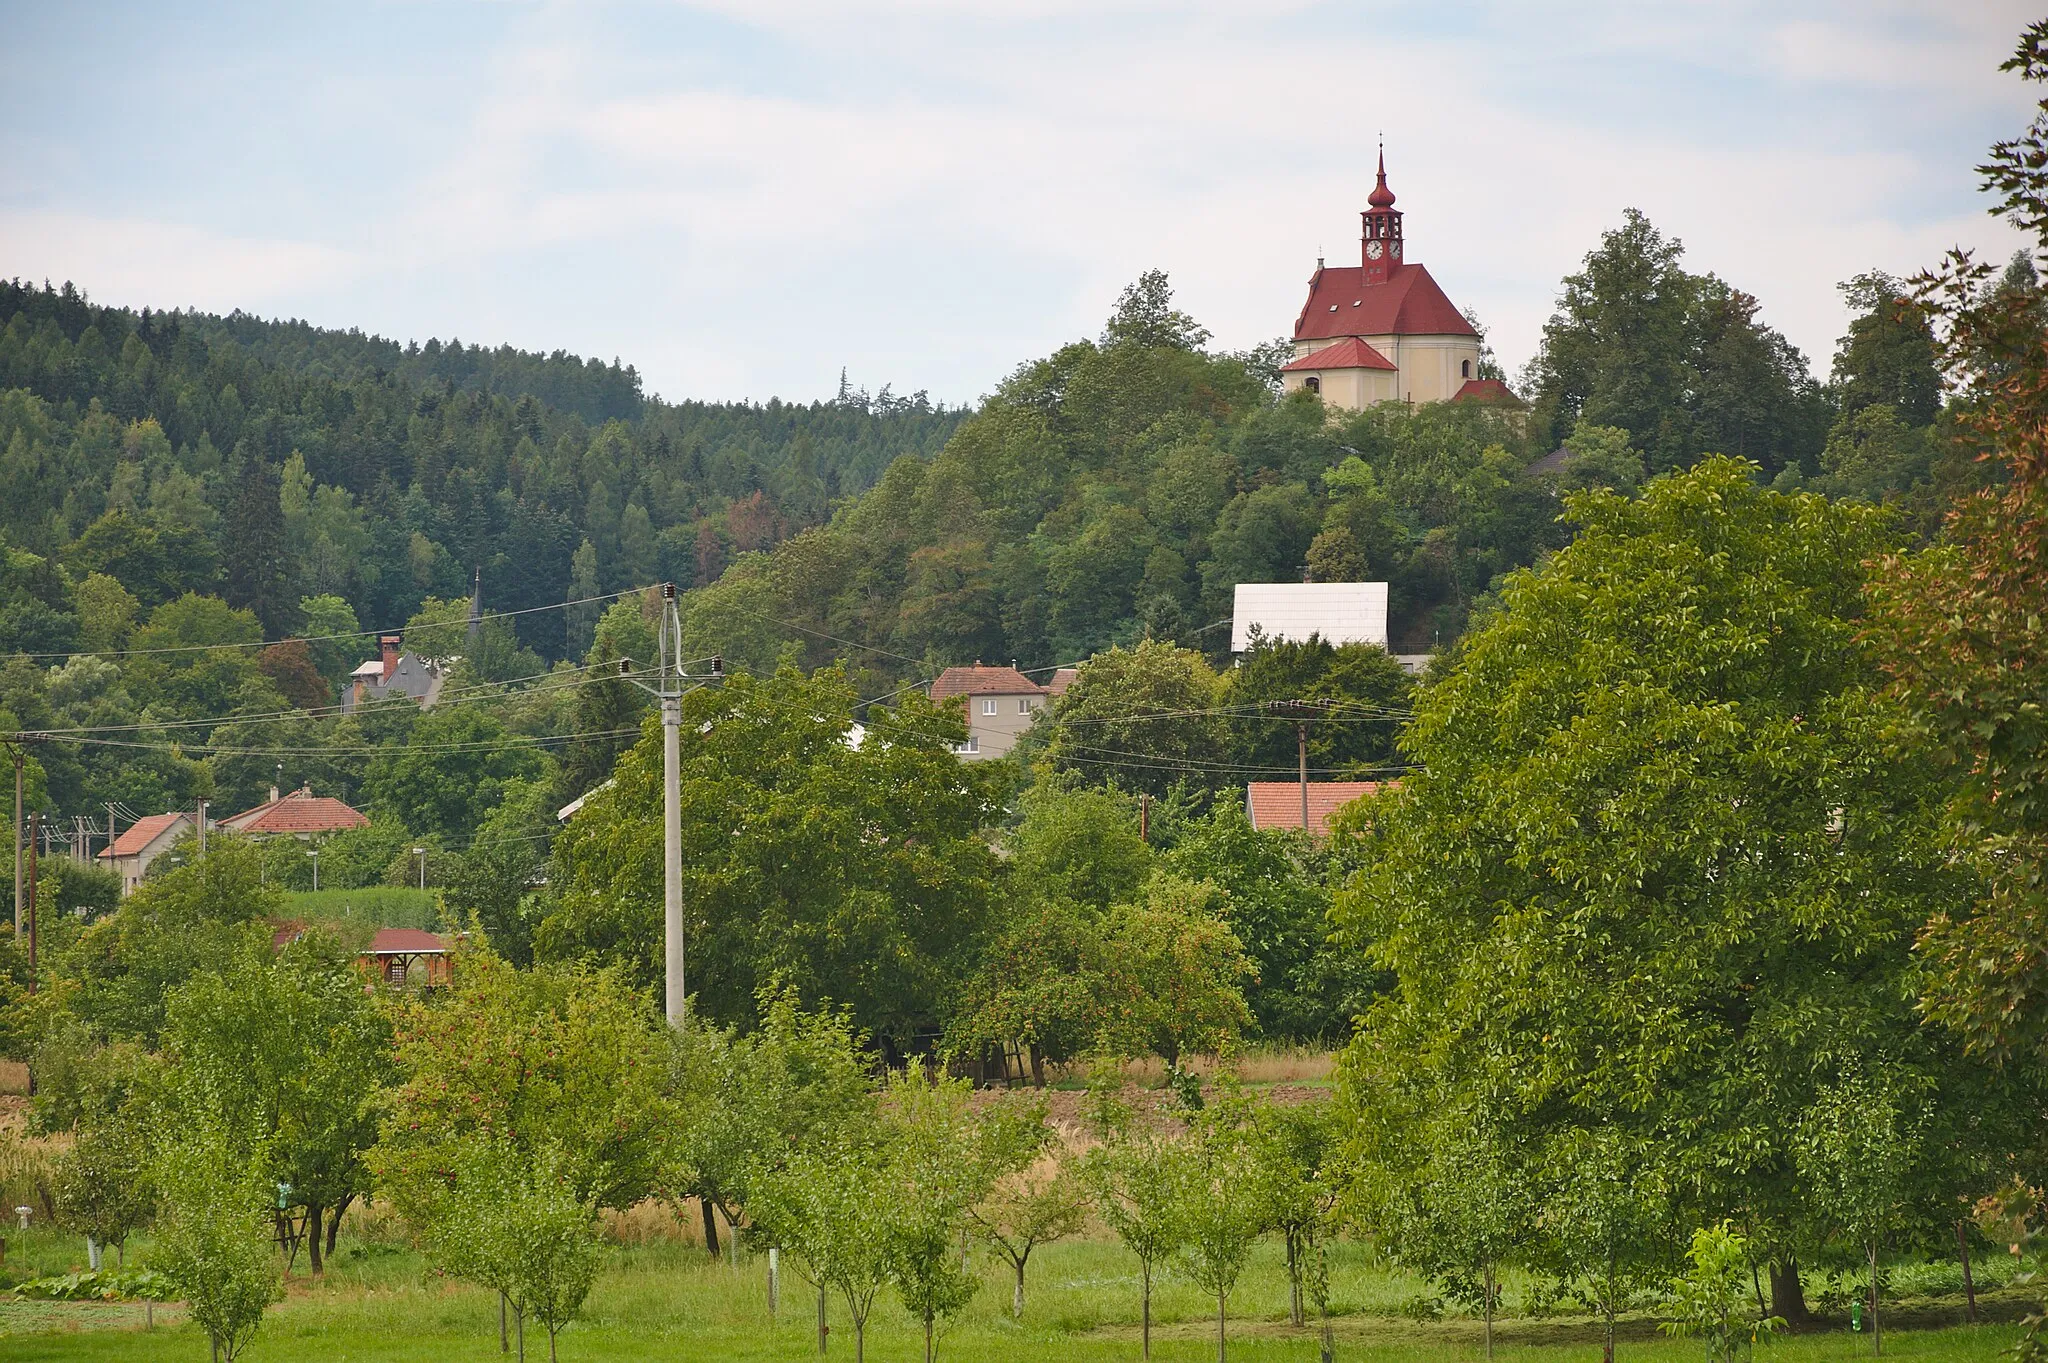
1483;1263;1495;1362
516;1304;525;1363
328;1195;351;1256
549;1325;558;1363
818;1283;828;1354
1869;1238;1882;1355
1286;1233;1304;1327
855;1314;866;1363
306;1203;324;1276
1603;1243;1616;1363
1958;1220;1978;1323
1029;1047;1045;1088
1014;1258;1026;1317
1142;1260;1153;1361
500;1292;509;1353
701;1198;721;1260
924;1315;934;1363
1217;1286;1228;1363
1770;1260;1810;1329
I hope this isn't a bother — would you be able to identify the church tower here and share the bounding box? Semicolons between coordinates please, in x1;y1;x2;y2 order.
1359;148;1402;287
1279;150;1514;412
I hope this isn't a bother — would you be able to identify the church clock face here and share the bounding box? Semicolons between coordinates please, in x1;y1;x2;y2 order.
1365;239;1383;260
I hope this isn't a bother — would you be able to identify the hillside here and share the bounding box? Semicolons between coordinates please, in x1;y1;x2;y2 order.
0;278;966;660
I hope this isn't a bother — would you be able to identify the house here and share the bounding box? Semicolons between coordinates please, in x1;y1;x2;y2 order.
1046;668;1078;698
1231;582;1390;653
342;633;449;712
220;784;370;839
929;665;1049;760
97;811;195;895
1280;151;1520;412
1245;780;1390;838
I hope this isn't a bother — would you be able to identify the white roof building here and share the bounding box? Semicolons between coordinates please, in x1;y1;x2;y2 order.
1231;582;1390;653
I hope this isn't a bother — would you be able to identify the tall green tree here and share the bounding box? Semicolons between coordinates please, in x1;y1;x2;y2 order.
539;666;1001;1045
1335;458;1996;1321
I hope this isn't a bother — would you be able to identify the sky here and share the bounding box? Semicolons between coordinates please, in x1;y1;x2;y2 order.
1;1;2038;408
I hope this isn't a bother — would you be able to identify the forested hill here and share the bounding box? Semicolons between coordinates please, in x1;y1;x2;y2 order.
676;228;1972;697
0;278;965;660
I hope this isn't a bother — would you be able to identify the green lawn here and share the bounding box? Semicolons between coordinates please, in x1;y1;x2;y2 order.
280;887;444;931
0;1224;2031;1362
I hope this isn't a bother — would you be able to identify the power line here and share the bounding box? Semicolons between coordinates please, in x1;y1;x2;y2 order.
2;584;654;663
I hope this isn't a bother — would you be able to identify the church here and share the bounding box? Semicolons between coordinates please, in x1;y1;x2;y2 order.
1280;153;1514;410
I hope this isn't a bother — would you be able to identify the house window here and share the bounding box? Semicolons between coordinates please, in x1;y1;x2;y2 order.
1019;697;1034;714
1462;359;1472;378
1305;376;1320;393
982;698;998;716
953;737;979;754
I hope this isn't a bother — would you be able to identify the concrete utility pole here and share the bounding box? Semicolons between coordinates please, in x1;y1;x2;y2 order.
622;583;721;1028
11;743;22;936
24;812;37;994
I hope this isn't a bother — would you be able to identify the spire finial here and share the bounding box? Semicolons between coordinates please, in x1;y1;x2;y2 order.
1368;143;1396;210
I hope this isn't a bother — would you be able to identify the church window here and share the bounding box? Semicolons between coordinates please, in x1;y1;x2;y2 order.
1305;376;1320;393
1462;359;1471;378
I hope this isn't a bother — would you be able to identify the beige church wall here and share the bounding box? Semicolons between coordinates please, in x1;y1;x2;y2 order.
1365;334;1482;404
1282;366;1400;408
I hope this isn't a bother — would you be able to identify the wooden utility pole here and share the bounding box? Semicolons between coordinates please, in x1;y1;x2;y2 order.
10;744;21;936
1297;719;1310;833
25;812;37;994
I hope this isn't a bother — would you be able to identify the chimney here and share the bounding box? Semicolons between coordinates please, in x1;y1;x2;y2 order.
379;633;403;679
268;783;280;804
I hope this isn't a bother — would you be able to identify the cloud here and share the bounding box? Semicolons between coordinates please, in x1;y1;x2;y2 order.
0;1;2032;402
0;212;360;312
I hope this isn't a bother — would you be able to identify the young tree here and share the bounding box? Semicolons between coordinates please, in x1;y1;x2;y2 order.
1044;641;1226;799
1381;1118;1529;1361
754;1136;897;1363
152;1119;284;1363
437;1141;602;1363
1538;1127;1666;1363
1084;1085;1187;1361
1798;1075;1926;1355
53;1109;153;1268
882;1067;992;1363
972;1150;1086;1317
1172;1095;1269;1363
1248;1099;1345;1331
673;988;874;1260
1660;1223;1783;1363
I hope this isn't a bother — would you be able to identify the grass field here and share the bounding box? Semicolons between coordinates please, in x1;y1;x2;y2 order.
280;887;445;931
0;1219;2032;1362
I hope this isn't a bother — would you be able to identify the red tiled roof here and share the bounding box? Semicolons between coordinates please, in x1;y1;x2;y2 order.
1453;378;1524;405
366;927;448;955
1293;263;1477;342
98;811;188;859
1246;781;1391;835
222;788;369;836
1045;668;1078;698
930;666;1046;700
1281;337;1397;373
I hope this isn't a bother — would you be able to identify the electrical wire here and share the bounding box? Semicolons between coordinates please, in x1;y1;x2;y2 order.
2;584;657;663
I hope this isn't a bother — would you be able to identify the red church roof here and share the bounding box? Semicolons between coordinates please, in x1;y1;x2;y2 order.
1453;378;1523;404
1293;263;1477;342
930;665;1046;700
1280;337;1398;373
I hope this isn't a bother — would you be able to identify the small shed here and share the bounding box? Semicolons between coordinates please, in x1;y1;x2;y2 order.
362;927;452;990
